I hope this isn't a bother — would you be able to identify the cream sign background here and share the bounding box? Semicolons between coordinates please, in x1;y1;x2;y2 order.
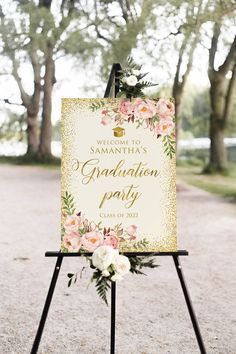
61;98;177;252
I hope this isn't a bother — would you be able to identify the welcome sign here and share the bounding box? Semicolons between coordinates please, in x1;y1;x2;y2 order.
61;98;177;253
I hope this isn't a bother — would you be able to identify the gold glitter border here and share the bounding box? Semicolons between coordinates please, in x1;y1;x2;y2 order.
61;98;177;252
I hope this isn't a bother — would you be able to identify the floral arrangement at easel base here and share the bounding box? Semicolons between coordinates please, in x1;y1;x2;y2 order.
62;192;158;304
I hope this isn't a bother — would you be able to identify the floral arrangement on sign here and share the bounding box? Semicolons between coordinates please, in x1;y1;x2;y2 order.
65;58;176;304
90;58;176;158
91;97;175;158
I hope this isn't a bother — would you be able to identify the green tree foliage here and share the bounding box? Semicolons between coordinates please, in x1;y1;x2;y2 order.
181;87;210;138
0;109;26;141
0;0;235;166
144;0;236;146
155;83;236;139
78;0;157;77
0;0;98;158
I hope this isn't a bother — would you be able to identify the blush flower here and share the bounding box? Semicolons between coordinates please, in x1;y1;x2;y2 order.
101;109;114;126
134;99;156;119
156;98;175;118
101;115;112;125
63;232;81;252
64;215;84;232
155;118;175;136
82;231;104;252
104;231;119;249
118;99;134;116
126;224;137;236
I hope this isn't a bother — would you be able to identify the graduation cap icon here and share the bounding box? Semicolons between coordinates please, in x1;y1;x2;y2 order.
112;126;125;137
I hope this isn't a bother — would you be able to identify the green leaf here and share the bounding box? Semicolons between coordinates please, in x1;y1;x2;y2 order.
89;101;106;112
129;255;159;276
62;192;76;215
162;135;176;159
95;274;111;306
116;92;126;98
67;272;78;288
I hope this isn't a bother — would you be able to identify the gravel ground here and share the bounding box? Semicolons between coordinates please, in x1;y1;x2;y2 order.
0;164;236;354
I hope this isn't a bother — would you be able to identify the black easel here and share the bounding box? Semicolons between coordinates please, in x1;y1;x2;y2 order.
31;63;207;354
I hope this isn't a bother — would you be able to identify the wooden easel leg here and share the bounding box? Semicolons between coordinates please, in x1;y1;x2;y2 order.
173;255;207;354
110;281;116;354
31;256;63;354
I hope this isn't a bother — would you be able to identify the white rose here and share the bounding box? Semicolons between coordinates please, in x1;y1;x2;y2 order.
92;245;115;271
102;269;110;277
126;75;138;86
121;76;127;83
113;255;130;276
111;273;123;282
132;69;140;76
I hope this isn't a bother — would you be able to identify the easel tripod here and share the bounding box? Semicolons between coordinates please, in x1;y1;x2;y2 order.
31;63;207;354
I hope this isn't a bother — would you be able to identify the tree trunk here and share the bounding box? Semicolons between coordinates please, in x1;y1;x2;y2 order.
38;45;55;158
207;74;228;171
209;115;227;171
207;24;236;173
26;112;39;155
172;84;183;149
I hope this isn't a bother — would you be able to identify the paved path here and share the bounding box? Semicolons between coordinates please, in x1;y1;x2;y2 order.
0;165;235;354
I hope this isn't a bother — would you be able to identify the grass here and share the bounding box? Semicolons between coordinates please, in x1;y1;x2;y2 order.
177;162;236;202
0;155;61;169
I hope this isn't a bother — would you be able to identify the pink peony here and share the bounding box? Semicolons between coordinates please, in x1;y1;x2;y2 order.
126;224;137;236
104;231;119;249
156;98;175;118
64;215;84;232
134;99;156;119
81;231;104;252
63;232;81;252
155;118;175;136
118;99;134;116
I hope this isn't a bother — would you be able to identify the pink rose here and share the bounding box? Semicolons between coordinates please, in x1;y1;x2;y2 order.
156;98;175;118
118;99;134;116
104;231;119;249
82;231;104;252
64;215;84;232
155;118;175;136
126;224;137;236
134;98;156;119
63;232;81;252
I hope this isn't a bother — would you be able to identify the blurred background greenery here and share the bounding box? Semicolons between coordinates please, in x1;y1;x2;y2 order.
0;0;236;199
